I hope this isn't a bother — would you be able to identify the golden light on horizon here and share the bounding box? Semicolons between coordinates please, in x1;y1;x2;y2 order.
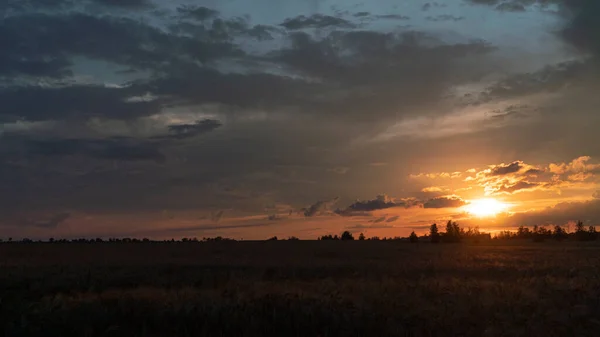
463;198;509;218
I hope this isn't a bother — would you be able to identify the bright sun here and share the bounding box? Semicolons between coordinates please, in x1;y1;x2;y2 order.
464;198;509;217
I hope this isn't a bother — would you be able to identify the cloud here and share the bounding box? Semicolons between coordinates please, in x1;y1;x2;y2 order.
303;197;339;217
210;210;225;223
20;137;166;163
410;172;463;179
423;195;467;209
280;14;356;30
488;161;525;176
425;15;464;22
506;198;600;227
17;212;71;229
0;12;240;81
421;186;449;193
0;85;164;123
497;181;545;194
159;119;223;140
176;5;219;21
549;156;600;175
496;3;526;12
376;14;410;20
464;159;559;195
335;194;421;216
327;167;350;174
91;0;154;9
560;0;600;56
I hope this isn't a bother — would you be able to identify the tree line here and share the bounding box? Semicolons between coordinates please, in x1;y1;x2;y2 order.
1;221;597;243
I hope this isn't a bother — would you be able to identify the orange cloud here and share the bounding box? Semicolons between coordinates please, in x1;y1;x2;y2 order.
421;186;449;193
410;171;462;179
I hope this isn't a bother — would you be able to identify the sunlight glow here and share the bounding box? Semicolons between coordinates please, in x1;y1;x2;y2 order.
464;198;509;218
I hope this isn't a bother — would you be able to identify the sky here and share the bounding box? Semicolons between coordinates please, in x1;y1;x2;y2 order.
2;0;600;240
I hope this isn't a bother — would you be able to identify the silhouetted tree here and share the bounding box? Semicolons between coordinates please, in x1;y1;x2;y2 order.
573;220;597;241
430;223;440;243
409;231;419;243
553;225;568;241
443;220;464;243
358;233;366;241
49;238;54;243
268;236;278;241
495;231;517;240
575;220;587;241
517;226;531;239
589;226;598;241
532;225;551;242
341;231;355;241
369;236;380;241
287;236;299;241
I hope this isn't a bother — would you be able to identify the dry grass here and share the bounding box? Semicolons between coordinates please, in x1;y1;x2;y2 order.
2;241;600;336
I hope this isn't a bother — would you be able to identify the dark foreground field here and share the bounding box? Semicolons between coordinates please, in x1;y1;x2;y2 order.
3;241;600;336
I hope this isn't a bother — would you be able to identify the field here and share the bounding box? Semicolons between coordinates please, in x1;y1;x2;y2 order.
2;241;600;336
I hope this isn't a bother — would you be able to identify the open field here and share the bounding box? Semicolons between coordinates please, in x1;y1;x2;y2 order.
3;241;600;336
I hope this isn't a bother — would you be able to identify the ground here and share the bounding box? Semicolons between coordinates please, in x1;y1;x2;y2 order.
2;241;600;336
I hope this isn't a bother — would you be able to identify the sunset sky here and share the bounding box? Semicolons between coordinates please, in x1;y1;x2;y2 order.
2;0;600;240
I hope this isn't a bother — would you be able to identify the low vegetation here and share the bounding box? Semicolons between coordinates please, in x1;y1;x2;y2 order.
2;233;600;336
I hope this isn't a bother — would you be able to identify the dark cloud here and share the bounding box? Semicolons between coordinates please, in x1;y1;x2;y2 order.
498;181;544;194
155;119;223;140
17;213;71;229
0;0;75;11
422;2;447;11
303;197;339;217
488;161;524;176
425;15;464;22
376;14;410;20
496;3;527;12
465;0;502;5
328;167;350;174
0;85;161;122
210;210;225;223
386;216;400;222
22;137;166;163
280;14;356;30
176;5;219;20
560;0;600;55
136;66;314;110
91;0;154;9
335;195;421;216
423;196;467;209
0;13;240;80
345;194;397;212
372;216;387;223
471;60;593;104
271;30;495;122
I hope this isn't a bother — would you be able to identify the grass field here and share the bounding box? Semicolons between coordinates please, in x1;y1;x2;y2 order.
2;241;600;336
